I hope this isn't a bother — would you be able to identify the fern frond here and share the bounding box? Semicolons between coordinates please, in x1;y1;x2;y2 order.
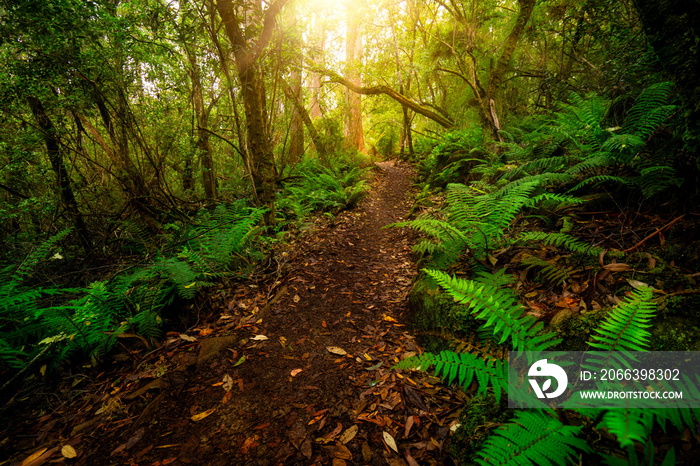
635;166;683;198
565;154;612;175
503;155;569;180
623;82;676;138
525;193;585;209
8;229;72;287
472;269;516;288
426;269;559;351
518;231;602;256
589;286;656;351
394;350;508;401
477;410;591;465
568;175;631;193
521;255;572;285
597;409;653;448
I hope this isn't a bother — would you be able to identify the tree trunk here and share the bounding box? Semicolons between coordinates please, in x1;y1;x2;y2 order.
282;78;329;164
215;0;288;223
288;68;305;164
344;5;365;152
484;0;536;141
27;96;91;249
186;50;216;199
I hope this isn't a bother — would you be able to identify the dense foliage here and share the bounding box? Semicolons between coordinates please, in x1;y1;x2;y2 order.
2;0;700;463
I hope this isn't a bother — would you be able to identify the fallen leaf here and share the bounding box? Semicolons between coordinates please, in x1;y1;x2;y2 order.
365;362;382;371
250;335;268;341
288;420;307;449
291;368;303;377
361;441;372;462
199;328;214;337
21;448;47;466
382;314;398;323
627;279;649;290
293;294;301;303
331;443;353;460
300;438;313;459
190;408;216;422
221;391;233;404
61;445;77;459
383;431;399;454
603;263;633;272
404;416;415;438
232;355;246;367
180;334;197;342
326;346;347;356
339;425;358;444
241;436;260;454
161;458;177;465
405;450;420;466
222;374;233;392
323;422;343;440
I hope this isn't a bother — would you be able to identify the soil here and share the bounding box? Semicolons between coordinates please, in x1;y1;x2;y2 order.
1;162;465;466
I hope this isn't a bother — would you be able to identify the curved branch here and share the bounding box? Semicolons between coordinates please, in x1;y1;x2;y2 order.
312;65;455;129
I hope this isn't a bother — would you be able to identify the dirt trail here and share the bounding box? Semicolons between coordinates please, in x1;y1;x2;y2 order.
3;162;462;466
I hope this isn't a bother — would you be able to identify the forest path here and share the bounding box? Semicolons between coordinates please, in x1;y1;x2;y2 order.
6;162;463;466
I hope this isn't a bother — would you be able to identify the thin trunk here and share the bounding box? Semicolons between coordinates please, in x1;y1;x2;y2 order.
309;13;325;119
345;5;365;152
282;78;329;164
27;96;91;249
288;68;305;164
186;50;216;199
484;0;536;140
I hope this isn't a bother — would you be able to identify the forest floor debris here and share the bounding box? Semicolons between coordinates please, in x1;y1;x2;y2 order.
1;162;465;466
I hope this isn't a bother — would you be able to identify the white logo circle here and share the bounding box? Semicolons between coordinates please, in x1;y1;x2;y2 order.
528;359;568;399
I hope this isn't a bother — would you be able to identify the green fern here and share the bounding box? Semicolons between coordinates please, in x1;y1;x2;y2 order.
394;350;508;401
589;286;656;351
597;409;653;448
568;175;632;193
635;165;683;198
477;410;591;465
521;255;573;285
517;231;602;256
472;269;516;288
623;82;676;139
390;218;469;267
426;269;560;351
565;154;612;176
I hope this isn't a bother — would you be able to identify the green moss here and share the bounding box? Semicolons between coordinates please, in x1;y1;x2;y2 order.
450;394;511;464
649;317;700;351
408;274;481;352
657;294;700;319
550;308;608;351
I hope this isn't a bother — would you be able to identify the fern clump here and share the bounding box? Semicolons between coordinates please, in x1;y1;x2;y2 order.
426;269;560;351
0;206;267;375
477;410;591;465
589;286;656;351
276;155;370;227
517;231;602;256
394;350;508;401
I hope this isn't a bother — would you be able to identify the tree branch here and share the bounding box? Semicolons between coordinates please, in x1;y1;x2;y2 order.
311;65;454;129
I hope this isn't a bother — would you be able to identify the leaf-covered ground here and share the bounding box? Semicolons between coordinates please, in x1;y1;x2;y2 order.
1;162;466;465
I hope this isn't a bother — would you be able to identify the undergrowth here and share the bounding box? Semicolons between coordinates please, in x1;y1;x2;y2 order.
0;155;370;385
395;82;694;464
